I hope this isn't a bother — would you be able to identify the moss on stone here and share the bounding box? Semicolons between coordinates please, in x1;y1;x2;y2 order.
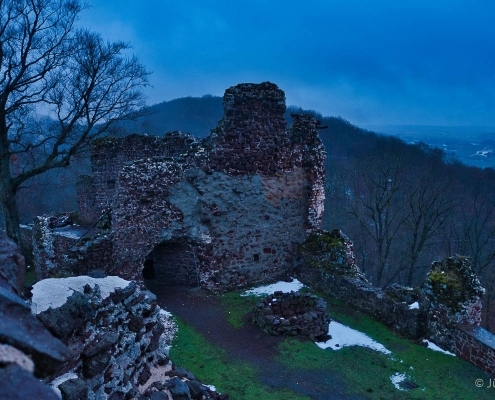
423;256;484;311
297;229;358;276
297;230;344;255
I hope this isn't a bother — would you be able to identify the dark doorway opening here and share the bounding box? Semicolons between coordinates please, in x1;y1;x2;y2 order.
143;241;198;287
142;258;155;280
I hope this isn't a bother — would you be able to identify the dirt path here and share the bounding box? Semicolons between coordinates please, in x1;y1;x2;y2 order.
146;283;367;400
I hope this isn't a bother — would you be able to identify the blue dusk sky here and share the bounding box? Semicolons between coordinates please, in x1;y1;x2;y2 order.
78;1;495;127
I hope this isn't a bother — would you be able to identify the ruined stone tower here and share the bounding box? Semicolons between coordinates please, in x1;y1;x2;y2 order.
34;82;327;292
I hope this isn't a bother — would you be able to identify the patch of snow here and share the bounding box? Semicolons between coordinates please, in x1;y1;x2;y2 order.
471;147;494;157
50;372;78;398
316;321;391;355
390;373;407;391
424;340;455;356
31;276;130;314
408;301;419;310
53;230;82;239
241;278;305;296
159;308;173;317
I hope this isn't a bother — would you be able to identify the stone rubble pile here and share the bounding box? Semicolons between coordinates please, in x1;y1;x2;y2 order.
252;290;331;341
30;276;170;399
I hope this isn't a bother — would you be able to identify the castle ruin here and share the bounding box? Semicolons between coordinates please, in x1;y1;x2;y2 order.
30;82;326;293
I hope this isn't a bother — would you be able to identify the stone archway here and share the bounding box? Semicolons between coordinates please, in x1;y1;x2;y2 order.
143;241;199;287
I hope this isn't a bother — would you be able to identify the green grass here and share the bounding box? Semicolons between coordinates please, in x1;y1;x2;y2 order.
169;318;311;400
171;290;494;399
24;267;36;285
220;291;259;328
278;295;494;399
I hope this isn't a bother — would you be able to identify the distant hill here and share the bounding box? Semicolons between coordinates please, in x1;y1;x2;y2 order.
364;125;495;169
117;95;224;138
118;96;495;170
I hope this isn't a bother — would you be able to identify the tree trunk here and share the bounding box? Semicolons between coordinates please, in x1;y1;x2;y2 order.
0;166;26;287
0;118;25;257
0;176;23;250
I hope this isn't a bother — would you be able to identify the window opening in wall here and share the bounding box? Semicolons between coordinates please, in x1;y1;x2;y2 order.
253;254;260;261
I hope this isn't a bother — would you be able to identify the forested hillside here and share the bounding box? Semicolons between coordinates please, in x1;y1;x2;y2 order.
116;95;224;138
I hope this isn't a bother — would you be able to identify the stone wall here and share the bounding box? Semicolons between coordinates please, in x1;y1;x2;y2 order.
64;233;113;277
106;82;326;292
252;291;330;340
420;255;485;353
454;326;495;378
296;229;425;338
20;224;34;265
31;276;172;399
31;213;113;280
297;229;495;378
206;83;325;231
26;82;327;289
87;131;199;222
111;164;311;292
32;215;75;281
76;175;98;226
206;82;289;175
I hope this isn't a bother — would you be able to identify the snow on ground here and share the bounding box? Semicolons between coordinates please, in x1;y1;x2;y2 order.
316;321;391;355
424;340;456;356
408;301;419;310
241;278;305;296
390;373;407;391
31;276;130;314
159;308;173;317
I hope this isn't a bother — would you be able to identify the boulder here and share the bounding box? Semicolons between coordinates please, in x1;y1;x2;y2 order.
167;377;191;400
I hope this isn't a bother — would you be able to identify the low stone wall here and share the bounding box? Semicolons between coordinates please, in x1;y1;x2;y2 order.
299;269;425;338
32;215;75;280
420;256;485;353
297;229;495;379
64;233;113;276
31;213;113;280
252;291;330;340
31;276;172;399
454;326;495;378
296;229;425;338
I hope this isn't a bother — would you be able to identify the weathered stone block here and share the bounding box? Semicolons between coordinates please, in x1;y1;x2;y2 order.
38;291;95;339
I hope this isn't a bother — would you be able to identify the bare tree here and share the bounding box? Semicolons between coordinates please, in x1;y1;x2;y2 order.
0;0;149;249
401;151;456;286
347;138;407;285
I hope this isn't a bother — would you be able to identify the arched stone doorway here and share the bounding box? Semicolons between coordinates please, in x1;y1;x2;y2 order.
143;241;199;287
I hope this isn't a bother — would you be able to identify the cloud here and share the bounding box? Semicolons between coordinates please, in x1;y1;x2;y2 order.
78;0;495;126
